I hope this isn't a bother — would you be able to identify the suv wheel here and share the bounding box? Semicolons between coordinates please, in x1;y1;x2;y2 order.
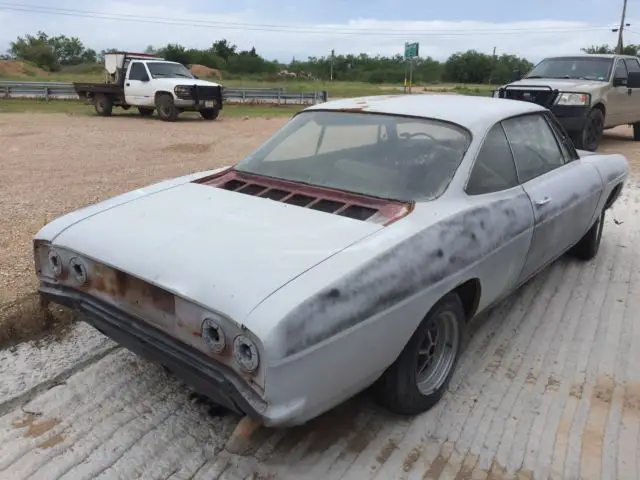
633;122;640;141
575;109;604;152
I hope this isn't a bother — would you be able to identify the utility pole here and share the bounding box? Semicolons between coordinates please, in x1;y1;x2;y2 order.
615;0;628;54
488;46;496;84
330;49;334;81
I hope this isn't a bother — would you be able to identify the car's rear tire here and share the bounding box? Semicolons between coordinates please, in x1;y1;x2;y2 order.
373;293;465;415
155;94;179;122
200;106;220;120
94;94;113;117
138;107;154;117
574;108;604;151
633;121;640;141
568;209;605;261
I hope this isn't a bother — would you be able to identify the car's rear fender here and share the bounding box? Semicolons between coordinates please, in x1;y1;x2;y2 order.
579;152;628;212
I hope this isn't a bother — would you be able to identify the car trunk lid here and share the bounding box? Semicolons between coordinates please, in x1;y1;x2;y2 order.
51;182;385;323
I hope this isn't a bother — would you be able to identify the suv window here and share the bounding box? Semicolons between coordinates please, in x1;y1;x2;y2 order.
129;62;148;81
614;60;628;80
466;124;518;195
502;114;565;183
625;58;640;74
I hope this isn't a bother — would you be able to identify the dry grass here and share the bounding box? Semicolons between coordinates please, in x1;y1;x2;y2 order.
0;114;638;348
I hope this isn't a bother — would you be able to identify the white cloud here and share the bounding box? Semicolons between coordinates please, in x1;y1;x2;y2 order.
0;2;635;63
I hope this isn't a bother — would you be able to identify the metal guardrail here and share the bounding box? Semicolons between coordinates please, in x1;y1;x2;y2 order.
0;81;329;105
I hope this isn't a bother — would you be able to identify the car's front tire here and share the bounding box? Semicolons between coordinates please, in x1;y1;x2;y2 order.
200;106;220;120
155;94;179;122
374;293;465;415
568;209;605;261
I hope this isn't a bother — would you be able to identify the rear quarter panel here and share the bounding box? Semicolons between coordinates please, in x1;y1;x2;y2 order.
250;190;535;415
578;152;629;212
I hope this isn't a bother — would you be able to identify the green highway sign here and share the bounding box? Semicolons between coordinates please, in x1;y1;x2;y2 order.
404;42;419;59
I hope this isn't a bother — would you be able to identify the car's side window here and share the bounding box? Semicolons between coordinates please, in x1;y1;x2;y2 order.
614;59;629;81
466;123;518;195
129;62;148;81
625;58;640;75
502;114;566;184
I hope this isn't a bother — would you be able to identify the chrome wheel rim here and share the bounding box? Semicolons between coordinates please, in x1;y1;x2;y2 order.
416;310;459;395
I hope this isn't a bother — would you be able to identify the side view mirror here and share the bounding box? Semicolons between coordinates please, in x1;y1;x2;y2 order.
628;72;640;88
613;76;628;87
511;69;522;82
193;75;199;79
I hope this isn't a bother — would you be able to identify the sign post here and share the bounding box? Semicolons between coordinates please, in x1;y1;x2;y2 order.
404;42;419;94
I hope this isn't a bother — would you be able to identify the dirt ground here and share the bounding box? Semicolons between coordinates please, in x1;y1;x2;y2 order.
0;114;288;344
0;115;638;344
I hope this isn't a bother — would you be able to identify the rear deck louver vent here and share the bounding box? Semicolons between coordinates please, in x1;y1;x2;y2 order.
220;179;378;221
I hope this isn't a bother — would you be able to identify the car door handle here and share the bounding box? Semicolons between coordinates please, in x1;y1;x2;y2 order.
535;197;551;206
126;82;130;86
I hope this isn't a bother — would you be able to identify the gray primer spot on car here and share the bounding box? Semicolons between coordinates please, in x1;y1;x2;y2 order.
277;192;534;358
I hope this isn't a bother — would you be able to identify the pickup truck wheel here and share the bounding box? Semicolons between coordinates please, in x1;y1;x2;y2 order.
575;109;604;151
633;122;640;141
155;94;179;122
373;293;465;415
138;107;154;117
94;94;113;117
200;106;220;121
568;209;605;261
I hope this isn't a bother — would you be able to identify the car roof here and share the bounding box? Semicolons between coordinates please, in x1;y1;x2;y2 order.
304;94;546;132
541;53;638;60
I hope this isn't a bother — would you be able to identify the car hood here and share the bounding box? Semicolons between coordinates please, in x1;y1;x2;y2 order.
504;78;607;91
50;182;382;324
153;78;221;88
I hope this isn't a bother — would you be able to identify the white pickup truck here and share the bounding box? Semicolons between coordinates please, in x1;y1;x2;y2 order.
73;52;224;122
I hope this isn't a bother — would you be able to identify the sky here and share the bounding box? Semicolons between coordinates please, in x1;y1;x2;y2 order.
0;0;638;63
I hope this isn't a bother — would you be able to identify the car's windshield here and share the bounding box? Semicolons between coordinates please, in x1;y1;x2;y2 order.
147;62;195;79
234;110;472;202
525;57;613;81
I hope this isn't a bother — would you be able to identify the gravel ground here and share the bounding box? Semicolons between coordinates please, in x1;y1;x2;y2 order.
0;113;288;344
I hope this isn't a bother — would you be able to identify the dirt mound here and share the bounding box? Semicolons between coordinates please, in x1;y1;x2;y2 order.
0;60;48;78
189;64;222;80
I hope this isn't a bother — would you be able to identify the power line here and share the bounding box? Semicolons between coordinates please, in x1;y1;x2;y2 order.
0;2;616;37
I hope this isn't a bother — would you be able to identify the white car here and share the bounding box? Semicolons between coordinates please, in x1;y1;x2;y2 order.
34;94;628;428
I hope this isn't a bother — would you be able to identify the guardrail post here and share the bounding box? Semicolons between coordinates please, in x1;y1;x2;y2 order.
3;86;8;99
322;90;328;103
44;87;50;102
242;91;246;104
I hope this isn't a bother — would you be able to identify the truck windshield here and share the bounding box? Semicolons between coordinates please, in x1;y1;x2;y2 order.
147;62;195;79
525;57;613;81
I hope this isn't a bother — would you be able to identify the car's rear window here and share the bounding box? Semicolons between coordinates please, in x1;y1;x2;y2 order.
234;110;472;202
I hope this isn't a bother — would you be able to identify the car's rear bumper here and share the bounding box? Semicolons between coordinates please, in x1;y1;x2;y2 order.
550;105;591;133
39;282;267;421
